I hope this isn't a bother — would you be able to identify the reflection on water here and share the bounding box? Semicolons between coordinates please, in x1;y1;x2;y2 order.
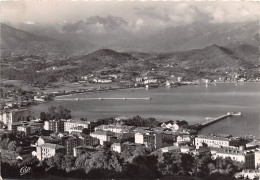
29;83;260;136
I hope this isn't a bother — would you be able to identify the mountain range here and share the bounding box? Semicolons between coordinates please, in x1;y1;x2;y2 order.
0;18;259;69
10;16;259;53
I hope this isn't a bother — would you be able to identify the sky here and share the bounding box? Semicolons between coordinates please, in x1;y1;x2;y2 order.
0;1;259;28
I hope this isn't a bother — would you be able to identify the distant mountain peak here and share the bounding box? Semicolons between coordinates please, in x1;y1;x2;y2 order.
85;15;127;27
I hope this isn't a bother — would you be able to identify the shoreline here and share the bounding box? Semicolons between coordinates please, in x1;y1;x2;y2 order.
52;86;146;99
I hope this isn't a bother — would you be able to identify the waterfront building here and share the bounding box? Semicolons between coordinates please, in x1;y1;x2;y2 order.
135;77;144;82
44;119;67;133
90;130;115;145
36;143;65;161
34;96;46;102
0;109;28;125
161;146;180;154
144;79;157;85
93;78;112;83
177;77;183;82
64;120;92;132
135;132;163;149
211;147;256;169
194;134;241;148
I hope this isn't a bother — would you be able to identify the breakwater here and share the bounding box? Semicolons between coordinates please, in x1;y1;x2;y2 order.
55;97;152;101
197;112;242;130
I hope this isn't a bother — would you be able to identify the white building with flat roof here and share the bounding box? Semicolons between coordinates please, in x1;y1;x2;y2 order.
135;132;163;149
90;130;115;145
0;109;28;125
36;143;65;161
211;147;256;169
195;134;241;148
95;125;135;133
64;120;91;132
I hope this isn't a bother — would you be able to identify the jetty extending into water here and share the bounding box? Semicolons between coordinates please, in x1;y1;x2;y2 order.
55;97;152;101
197;112;242;130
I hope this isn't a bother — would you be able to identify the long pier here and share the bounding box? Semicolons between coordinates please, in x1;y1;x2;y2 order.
197;112;242;130
55;97;152;101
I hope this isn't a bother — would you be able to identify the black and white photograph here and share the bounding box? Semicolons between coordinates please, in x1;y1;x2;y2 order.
0;0;260;179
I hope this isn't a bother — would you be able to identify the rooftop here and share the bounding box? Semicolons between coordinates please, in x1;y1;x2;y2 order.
65;120;91;124
40;143;65;149
196;134;237;142
91;130;114;136
213;147;255;155
161;146;180;151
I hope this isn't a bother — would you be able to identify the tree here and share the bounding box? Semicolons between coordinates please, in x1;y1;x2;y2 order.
0;137;10;150
62;155;76;172
40;106;71;121
82;128;90;135
16;146;22;154
157;152;182;175
123;155;159;178
8;141;17;151
120;144;150;163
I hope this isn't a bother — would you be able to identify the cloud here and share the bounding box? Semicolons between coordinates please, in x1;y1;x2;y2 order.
133;2;259;26
134;6;172;24
1;1;259;27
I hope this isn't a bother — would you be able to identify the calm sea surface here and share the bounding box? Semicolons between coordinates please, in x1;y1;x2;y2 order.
29;83;260;137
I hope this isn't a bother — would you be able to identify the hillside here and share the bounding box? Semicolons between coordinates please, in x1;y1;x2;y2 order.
155;44;254;72
70;49;137;71
139;21;259;52
224;43;259;65
0;23;73;58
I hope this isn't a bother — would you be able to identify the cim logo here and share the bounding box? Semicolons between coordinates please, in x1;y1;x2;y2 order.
20;166;31;176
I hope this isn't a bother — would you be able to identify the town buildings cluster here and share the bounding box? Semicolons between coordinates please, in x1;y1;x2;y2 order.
0;108;259;179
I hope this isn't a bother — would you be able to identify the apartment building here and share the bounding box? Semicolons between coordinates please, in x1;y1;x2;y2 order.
135;132;163;149
62;136;78;156
90;130;115;145
211;147;255;169
0;109;29;125
195;134;241;148
44;119;66;133
64;120;91;132
94;125;135;133
36;143;66;161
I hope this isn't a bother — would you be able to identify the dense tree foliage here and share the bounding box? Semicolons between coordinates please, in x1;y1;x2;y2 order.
123;116;160;128
123;155;160;178
40;105;71;121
